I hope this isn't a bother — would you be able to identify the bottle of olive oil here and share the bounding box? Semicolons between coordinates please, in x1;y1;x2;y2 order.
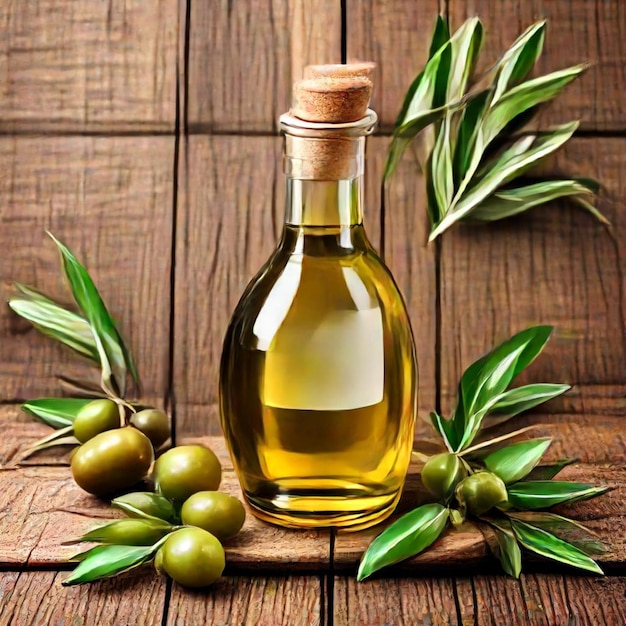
220;64;417;530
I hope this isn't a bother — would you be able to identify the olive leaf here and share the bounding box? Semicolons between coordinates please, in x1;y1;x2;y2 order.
63;543;160;586
510;519;603;574
451;326;553;451
483;438;552;484
507;481;609;510
357;503;449;581
9;284;100;362
67;519;173;546
488;519;522;578
48;232;139;397
386;16;606;240
58;375;108;399
21;397;93;429
112;492;179;524
525;458;577;481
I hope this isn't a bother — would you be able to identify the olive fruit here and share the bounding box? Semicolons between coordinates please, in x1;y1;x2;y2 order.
181;491;246;541
73;399;120;443
130;408;170;448
71;427;154;496
153;445;222;503
156;527;225;588
455;471;508;516
421;453;467;500
86;519;172;545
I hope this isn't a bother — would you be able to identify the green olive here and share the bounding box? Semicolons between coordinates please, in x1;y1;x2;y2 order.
153;547;165;574
455;471;508;516
71;428;154;496
421;453;467;500
157;527;225;588
181;491;246;541
73;399;120;443
153;445;222;503
88;519;172;545
129;409;170;448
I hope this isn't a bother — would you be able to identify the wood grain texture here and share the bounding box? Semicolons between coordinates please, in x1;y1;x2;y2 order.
0;136;174;403
166;576;323;626
334;577;458;626
0;0;178;132
0;570;167;626
174;136;282;434
187;0;341;133
457;575;626;626
346;0;444;132
448;0;626;132
439;138;626;416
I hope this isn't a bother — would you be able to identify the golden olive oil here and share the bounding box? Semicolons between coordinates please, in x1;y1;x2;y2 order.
220;220;416;529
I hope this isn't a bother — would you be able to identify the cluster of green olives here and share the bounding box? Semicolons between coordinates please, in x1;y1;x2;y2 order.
421;452;508;518
70;399;170;496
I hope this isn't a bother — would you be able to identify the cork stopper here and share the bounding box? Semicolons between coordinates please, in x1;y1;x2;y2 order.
283;63;376;180
291;77;372;123
303;62;376;81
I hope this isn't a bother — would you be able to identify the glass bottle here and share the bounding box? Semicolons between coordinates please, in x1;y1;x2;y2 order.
220;71;417;530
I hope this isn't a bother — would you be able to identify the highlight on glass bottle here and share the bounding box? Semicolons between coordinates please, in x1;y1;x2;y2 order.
219;64;417;530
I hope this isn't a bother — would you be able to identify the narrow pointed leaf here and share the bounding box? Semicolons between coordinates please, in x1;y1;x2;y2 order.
483;438;552;483
357;503;449;580
446;17;484;102
507;511;602;549
70;519;173;546
525;458;577;480
9;296;99;362
48;233;139;395
427;15;450;60
488;520;522;577
510;519;603;574
429;412;454;452
470;180;601;222
63;544;157;586
112;492;179;523
21;398;92;429
57;376;108;398
507;481;609;510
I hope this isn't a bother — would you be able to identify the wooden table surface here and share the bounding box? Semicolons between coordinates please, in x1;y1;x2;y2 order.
1;1;625;624
1;405;624;625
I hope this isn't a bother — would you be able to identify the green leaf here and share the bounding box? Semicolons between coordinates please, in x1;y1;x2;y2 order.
48;233;139;396
483;438;552;484
488;519;522;577
429;412;454;452
112;492;179;523
481;383;570;429
507;481;609;510
490;21;546;104
470;180;602;222
71;519;173;546
525;458;577;480
430;123;578;240
510;519;603;574
357;503;449;581
445;17;484;102
21;398;93;429
63;544;157;586
430;114;455;219
9;288;99;362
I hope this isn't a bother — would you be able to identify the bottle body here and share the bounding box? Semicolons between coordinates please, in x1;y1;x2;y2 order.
219;112;417;530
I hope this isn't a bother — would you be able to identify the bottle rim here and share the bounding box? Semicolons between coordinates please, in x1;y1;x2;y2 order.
279;110;378;138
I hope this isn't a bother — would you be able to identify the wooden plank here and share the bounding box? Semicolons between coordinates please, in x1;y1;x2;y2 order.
333;462;625;574
166;576;323;626
456;574;626;626
439;138;626;416
187;0;341;133
0;0;178;133
0;438;330;569
0;136;174;403
0;570;167;625
346;0;444;132
334;577;458;625
448;0;626;132
174;136;282;435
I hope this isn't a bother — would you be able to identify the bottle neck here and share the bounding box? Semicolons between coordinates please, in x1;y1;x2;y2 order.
283;135;365;228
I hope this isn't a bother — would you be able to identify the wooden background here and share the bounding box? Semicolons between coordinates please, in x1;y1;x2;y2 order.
0;1;625;624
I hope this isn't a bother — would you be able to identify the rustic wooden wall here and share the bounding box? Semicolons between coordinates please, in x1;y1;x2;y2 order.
0;0;624;442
